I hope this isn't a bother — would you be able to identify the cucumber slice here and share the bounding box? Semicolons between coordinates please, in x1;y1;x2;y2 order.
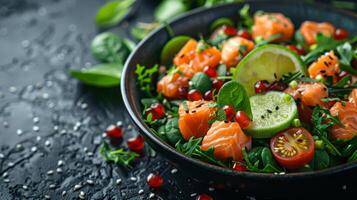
247;91;298;138
233;44;306;96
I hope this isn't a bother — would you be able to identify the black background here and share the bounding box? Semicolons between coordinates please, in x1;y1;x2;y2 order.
0;0;355;199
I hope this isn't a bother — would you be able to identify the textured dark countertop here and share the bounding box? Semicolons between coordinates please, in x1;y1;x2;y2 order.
0;0;355;200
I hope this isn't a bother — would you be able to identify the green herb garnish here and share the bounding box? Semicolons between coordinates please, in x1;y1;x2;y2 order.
99;142;139;167
135;64;159;97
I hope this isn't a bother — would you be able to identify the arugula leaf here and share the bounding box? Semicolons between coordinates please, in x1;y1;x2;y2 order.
217;80;252;118
242;147;283;173
336;42;357;75
70;63;122;87
135;64;159;97
99;142;139;167
255;33;283;47
280;71;303;84
238;4;253;29
96;0;136;28
91;32;130;64
348;150;357;162
154;0;188;22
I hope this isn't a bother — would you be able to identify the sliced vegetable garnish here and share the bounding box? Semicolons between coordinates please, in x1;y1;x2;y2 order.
234;44;306;96
270;128;315;169
160;36;192;65
247;92;298;138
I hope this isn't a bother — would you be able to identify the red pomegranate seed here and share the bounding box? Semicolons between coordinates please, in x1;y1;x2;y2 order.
238;30;251;40
196;193;213;200
127;135;145;152
212;79;224;91
233;162;247;172
178;86;189;98
254;80;269;94
146;173;164;188
145;103;165;120
334;28;349;40
106;125;123;140
187;89;203;101
223;105;235;121
286;45;305;55
203;66;218;78
268;81;287;91
234;111;251;129
223;25;237;36
204;90;213;100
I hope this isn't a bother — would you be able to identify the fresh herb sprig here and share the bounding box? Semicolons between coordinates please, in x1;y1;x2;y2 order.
311;106;344;156
99;142;139;167
242;147;283;173
135;64;159;97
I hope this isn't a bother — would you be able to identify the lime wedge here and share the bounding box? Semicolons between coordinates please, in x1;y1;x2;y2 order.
247;92;298;138
233;44;306;96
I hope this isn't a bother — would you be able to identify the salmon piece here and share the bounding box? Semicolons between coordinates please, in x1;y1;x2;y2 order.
329;102;357;140
299;21;335;45
221;36;255;68
201;121;252;161
284;82;328;107
157;73;189;99
252;13;294;42
308;51;340;82
174;39;221;78
349;89;357;106
178;100;217;140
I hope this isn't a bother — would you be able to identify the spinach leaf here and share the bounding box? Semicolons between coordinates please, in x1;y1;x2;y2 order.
91;32;130;64
217;80;252;118
154;0;188;22
165;118;183;145
70;63;122;87
242;147;283;173
309;150;330;170
190;72;212;93
99;142;139;167
95;0;136;28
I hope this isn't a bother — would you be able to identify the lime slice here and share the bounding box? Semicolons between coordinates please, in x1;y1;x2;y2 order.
233;44;306;96
160;36;192;65
247;91;298;138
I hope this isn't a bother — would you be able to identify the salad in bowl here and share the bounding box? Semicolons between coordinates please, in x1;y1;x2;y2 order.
134;5;357;174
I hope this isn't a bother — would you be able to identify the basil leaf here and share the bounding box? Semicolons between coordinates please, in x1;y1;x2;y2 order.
95;0;136;28
310;150;330;170
190;72;212;93
70;63;122;87
217;80;252;118
91;32;130;64
154;0;188;22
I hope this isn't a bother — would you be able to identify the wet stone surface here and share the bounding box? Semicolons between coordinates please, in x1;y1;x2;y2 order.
0;0;248;199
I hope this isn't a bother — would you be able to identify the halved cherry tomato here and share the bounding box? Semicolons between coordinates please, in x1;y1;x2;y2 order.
270;128;314;169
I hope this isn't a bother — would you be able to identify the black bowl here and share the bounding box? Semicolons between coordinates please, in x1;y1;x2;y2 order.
121;0;357;197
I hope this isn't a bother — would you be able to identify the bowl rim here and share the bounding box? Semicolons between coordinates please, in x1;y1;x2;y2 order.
121;0;357;179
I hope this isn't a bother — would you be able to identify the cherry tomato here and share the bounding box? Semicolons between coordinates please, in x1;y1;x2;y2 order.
270;128;314;169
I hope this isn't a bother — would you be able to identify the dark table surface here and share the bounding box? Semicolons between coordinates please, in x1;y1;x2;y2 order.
0;0;355;200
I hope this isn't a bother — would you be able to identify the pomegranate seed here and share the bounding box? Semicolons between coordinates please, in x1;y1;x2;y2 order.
106;125;123;140
334;28;349;40
254;80;269;94
338;71;349;81
234;111;251;129
268;81;287;91
127;135;145;152
286;45;305;55
187;89;203;101
178;86;189;98
352;59;357;69
203;66;218;78
212;79;224;91
238;30;251;40
146;173;164;188
145;103;165;120
223;25;237;36
204;90;213;100
223;105;235;121
233;162;247;172
196;193;213;200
